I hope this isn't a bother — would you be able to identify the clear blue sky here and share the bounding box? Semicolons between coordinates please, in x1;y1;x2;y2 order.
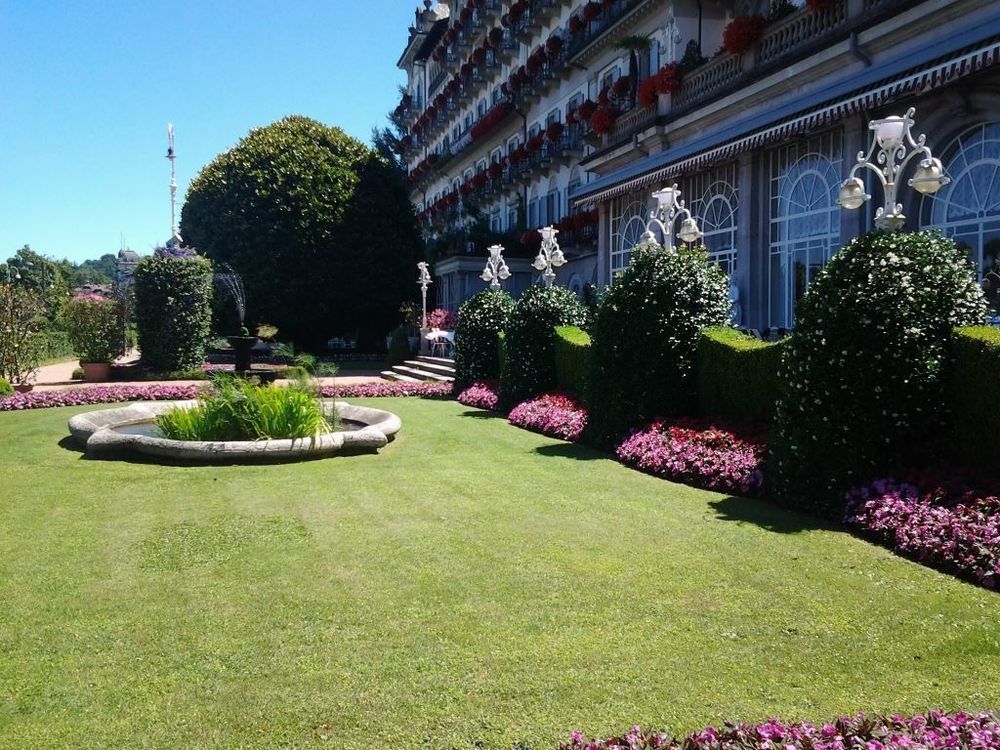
0;1;414;264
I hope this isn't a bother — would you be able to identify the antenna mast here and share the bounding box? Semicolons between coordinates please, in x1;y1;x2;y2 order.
166;123;182;245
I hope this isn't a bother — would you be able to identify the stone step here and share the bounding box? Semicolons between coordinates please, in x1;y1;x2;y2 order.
417;355;455;366
390;365;454;383
405;359;455;375
380;370;423;383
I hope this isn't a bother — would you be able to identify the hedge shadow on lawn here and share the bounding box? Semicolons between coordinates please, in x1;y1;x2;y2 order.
708;496;834;535
458;409;507;421
533;442;609;462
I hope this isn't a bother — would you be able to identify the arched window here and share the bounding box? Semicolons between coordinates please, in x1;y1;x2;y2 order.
682;162;739;277
768;131;842;327
921;122;1000;314
610;193;648;278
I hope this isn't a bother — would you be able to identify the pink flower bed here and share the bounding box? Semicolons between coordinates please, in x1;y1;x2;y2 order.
458;381;500;411
508;393;587;442
0;384;205;411
846;478;1000;590
426;307;457;330
559;712;1000;750
318;381;452;399
615;419;766;496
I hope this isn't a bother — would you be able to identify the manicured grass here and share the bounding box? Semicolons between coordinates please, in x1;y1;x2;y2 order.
0;398;998;749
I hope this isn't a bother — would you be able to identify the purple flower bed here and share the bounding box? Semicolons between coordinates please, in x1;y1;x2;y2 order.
457;381;500;411
560;711;1000;750
317;381;452;399
846;478;1000;590
615;419;766;496
0;384;205;411
508;393;588;442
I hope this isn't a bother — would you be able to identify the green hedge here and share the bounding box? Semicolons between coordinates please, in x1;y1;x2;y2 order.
134;255;214;372
497;331;507;378
554;325;591;397
30;330;75;362
454;289;514;388
697;327;786;421
949;326;1000;467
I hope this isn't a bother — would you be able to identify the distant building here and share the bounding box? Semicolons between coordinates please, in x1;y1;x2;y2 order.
116;249;139;288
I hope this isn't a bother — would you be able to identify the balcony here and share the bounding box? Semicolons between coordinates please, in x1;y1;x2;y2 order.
566;0;658;64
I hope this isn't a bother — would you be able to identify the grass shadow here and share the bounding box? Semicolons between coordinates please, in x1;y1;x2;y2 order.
458;409;507;420
57;436;86;455
708;495;837;534
534;441;609;462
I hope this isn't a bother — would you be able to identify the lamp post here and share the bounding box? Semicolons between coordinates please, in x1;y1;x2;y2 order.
417;261;433;356
838;107;949;231
641;184;703;251
531;226;566;287
481;244;511;290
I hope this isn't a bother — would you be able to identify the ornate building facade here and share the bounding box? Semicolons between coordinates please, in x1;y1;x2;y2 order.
397;0;1000;326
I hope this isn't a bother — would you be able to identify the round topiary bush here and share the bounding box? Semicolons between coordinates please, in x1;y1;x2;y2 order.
0;377;13;397
454;289;514;389
499;285;588;411
770;230;988;517
134;255;214;373
587;242;730;446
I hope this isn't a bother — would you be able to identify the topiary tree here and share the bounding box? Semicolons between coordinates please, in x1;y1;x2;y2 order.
587;242;730;446
181;115;422;349
454;289;514;389
499;285;588;411
133;255;214;372
770;230;988;517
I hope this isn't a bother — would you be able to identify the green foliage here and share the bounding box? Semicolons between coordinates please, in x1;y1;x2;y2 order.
30;330;75;362
387;326;412;366
0;377;12;397
454;289;514;388
64;296;123;363
553;325;591;397
0;283;46;385
587;243;731;446
156;376;330;441
2;245;73;324
133;255;214;373
497;330;507;376
697;327;786;421
499;285;588;410
181;116;422;349
72;253;119;286
948;326;1000;468
771;230;988;516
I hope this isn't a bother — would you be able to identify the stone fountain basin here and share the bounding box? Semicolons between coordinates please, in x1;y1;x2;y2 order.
68;400;401;462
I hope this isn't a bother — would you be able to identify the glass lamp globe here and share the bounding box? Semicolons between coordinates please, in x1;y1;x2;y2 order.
551;249;566;267
909;157;949;195
875;116;907;151
838;177;869;210
678;217;703;244
538;226;558;243
481;269;493;282
652;186;678;211
498;265;511;280
532;255;547;272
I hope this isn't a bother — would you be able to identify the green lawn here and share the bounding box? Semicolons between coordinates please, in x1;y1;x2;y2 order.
0;398;998;750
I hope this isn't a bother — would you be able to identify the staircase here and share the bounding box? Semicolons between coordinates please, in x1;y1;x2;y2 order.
381;355;455;383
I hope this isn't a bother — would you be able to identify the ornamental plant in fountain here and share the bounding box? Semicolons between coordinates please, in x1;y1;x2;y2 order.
587;241;730;446
770;230;988;517
454;289;514;389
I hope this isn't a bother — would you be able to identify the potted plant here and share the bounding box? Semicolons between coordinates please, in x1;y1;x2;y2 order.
0;283;46;391
65;293;124;382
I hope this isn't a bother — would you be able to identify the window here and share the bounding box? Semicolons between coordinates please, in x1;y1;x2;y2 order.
464;113;473;130
528;198;539;228
491;212;502;233
768;131;843;327
507;208;518;230
682;162;739;277
546;190;560;226
610;192;648;278
921;122;1000;315
492;86;502;105
546;109;560;126
491;148;502;164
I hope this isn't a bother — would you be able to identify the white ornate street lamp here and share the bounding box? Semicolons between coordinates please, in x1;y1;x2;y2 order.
641;184;703;251
532;226;566;287
417;261;432;329
838;107;950;231
481;244;511;289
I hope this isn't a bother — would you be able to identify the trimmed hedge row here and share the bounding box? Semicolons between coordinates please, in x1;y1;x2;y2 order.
949;325;1000;467
454;289;514;388
697;327;785;421
553;325;591;397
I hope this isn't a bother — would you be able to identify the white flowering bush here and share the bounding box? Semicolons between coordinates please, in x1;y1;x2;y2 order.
771;230;988;516
588;242;730;446
499;285;588;411
454;289;514;389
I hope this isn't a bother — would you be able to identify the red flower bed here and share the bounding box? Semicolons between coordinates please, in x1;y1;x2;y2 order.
457;381;499;411
723;15;767;55
638;77;657;107
508;393;588;442
654;62;682;94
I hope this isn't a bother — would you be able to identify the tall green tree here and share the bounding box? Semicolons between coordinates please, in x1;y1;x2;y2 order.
181;115;423;349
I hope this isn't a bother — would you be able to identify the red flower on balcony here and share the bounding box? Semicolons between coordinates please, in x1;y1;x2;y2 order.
577;99;597;121
806;0;837;9
520;230;543;248
722;15;767;55
461;62;472;76
597;86;610;106
460;6;473;23
569;14;585;34
472;47;487;65
489;27;504;47
445;28;457;45
582;1;602;21
611;76;631;99
654;62;682;94
472;172;487;189
638;77;658;107
545;35;564;57
501;12;512;28
488;162;503;180
509;0;526;23
525;55;541;76
470;101;513;141
557;216;575;233
590;107;615;135
510;145;527;165
546;121;564;141
501;82;511;97
525;132;545;154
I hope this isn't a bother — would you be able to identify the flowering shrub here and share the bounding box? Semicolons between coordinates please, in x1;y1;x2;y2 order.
559;712;1000;750
771;231;988;517
317;381;451;399
455;289;515;389
722;15;767;55
64;295;123;363
426;308;457;330
508;392;588;442
457;381;499;411
616;418;766;496
846;478;1000;589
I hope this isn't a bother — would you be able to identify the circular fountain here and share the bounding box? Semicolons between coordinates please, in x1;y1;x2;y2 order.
68;400;401;462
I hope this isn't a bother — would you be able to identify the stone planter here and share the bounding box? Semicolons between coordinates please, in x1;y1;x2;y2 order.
82;362;112;383
227;336;259;373
12;383;33;394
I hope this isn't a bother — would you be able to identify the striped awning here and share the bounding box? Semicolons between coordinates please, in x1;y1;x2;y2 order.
573;37;1000;206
